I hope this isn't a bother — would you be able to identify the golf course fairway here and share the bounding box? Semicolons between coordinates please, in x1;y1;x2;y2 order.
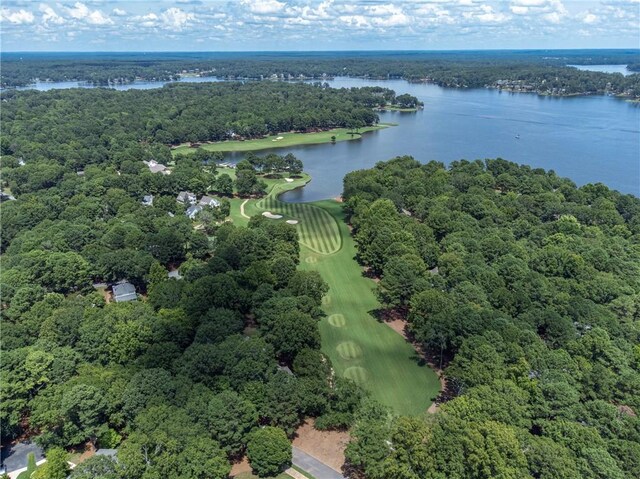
299;200;440;416
228;174;439;415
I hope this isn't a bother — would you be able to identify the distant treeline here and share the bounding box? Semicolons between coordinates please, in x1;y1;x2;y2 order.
0;82;387;171
2;50;639;96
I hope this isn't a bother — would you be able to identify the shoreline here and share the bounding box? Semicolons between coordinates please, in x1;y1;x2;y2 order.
172;124;394;154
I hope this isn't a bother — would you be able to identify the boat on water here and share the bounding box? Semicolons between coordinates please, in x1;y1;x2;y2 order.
515;134;520;139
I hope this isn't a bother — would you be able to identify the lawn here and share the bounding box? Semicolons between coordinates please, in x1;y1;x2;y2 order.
172;124;392;154
299;200;440;416
230;172;439;415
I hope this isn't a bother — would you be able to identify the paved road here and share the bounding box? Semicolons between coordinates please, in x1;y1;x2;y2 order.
1;441;44;474
292;447;345;479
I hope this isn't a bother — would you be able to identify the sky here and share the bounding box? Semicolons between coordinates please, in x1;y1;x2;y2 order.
0;0;638;51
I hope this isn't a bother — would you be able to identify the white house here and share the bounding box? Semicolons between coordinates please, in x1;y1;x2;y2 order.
186;204;203;219
143;160;170;175
142;195;154;206
177;191;197;204
199;195;220;208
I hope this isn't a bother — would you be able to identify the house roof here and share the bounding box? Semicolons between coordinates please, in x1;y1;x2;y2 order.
95;449;118;457
112;282;137;302
186;205;203;217
199;195;220;206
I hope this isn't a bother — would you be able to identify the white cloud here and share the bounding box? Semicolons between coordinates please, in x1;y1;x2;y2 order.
112;8;127;17
64;2;112;25
583;13;598;24
241;0;285;15
66;2;89;20
511;0;546;6
39;4;65;25
159;7;195;29
1;7;35;24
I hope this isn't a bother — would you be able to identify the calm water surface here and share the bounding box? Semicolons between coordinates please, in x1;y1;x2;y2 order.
567;64;634;76
9;76;639;199
265;78;638;201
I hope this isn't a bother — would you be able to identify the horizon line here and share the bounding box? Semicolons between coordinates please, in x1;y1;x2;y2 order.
3;48;640;54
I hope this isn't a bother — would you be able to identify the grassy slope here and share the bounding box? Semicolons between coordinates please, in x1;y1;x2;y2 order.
172;125;392;154
300;200;440;416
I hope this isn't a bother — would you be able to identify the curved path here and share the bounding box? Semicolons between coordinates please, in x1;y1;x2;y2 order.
239;199;250;219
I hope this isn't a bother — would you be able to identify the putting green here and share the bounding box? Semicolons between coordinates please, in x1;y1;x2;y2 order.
255;195;341;255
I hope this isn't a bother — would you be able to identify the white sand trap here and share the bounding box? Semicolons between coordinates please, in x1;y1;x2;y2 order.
262;211;283;219
286;220;299;225
285;178;294;183
276;136;284;140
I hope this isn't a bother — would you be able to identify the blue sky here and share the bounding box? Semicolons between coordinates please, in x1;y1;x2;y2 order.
1;0;638;51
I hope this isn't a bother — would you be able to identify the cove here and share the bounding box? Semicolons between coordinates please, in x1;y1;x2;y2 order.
13;76;639;198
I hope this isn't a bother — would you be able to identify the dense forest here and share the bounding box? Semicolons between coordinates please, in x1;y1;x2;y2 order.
0;83;394;477
0;147;365;478
2;50;639;97
0;82;389;169
341;157;640;478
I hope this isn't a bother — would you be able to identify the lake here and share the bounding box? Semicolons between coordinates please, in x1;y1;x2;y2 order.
9;76;639;199
7;76;223;91
567;64;634;76
269;78;639;200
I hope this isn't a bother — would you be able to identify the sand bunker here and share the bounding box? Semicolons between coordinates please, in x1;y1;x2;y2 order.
262;211;283;219
286;219;299;225
285;178;294;183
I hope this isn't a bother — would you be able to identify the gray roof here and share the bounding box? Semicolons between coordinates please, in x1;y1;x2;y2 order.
95;449;118;457
199;195;220;207
112;282;137;302
186;205;203;218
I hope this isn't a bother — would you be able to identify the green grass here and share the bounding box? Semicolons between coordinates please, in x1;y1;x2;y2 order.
299;201;440;416
255;196;341;255
227;174;439;415
291;465;317;479
172;125;392;154
383;105;420;112
16;453;38;479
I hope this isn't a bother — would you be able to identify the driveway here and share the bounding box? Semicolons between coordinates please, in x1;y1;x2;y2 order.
292;447;345;479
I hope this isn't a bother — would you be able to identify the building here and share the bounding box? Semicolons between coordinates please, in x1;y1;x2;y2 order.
112;282;137;302
177;191;197;204
186;204;203;219
142;195;154;206
143;159;170;175
199;195;220;208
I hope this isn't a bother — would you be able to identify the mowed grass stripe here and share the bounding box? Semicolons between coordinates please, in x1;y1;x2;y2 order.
307;206;335;254
300;200;440;416
304;206;328;253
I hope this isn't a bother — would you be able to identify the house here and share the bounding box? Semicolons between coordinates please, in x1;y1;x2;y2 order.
112;282;137;302
142;195;154;206
95;449;118;458
199;195;220;208
186;204;203;219
177;191;197;204
143;160;170;175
